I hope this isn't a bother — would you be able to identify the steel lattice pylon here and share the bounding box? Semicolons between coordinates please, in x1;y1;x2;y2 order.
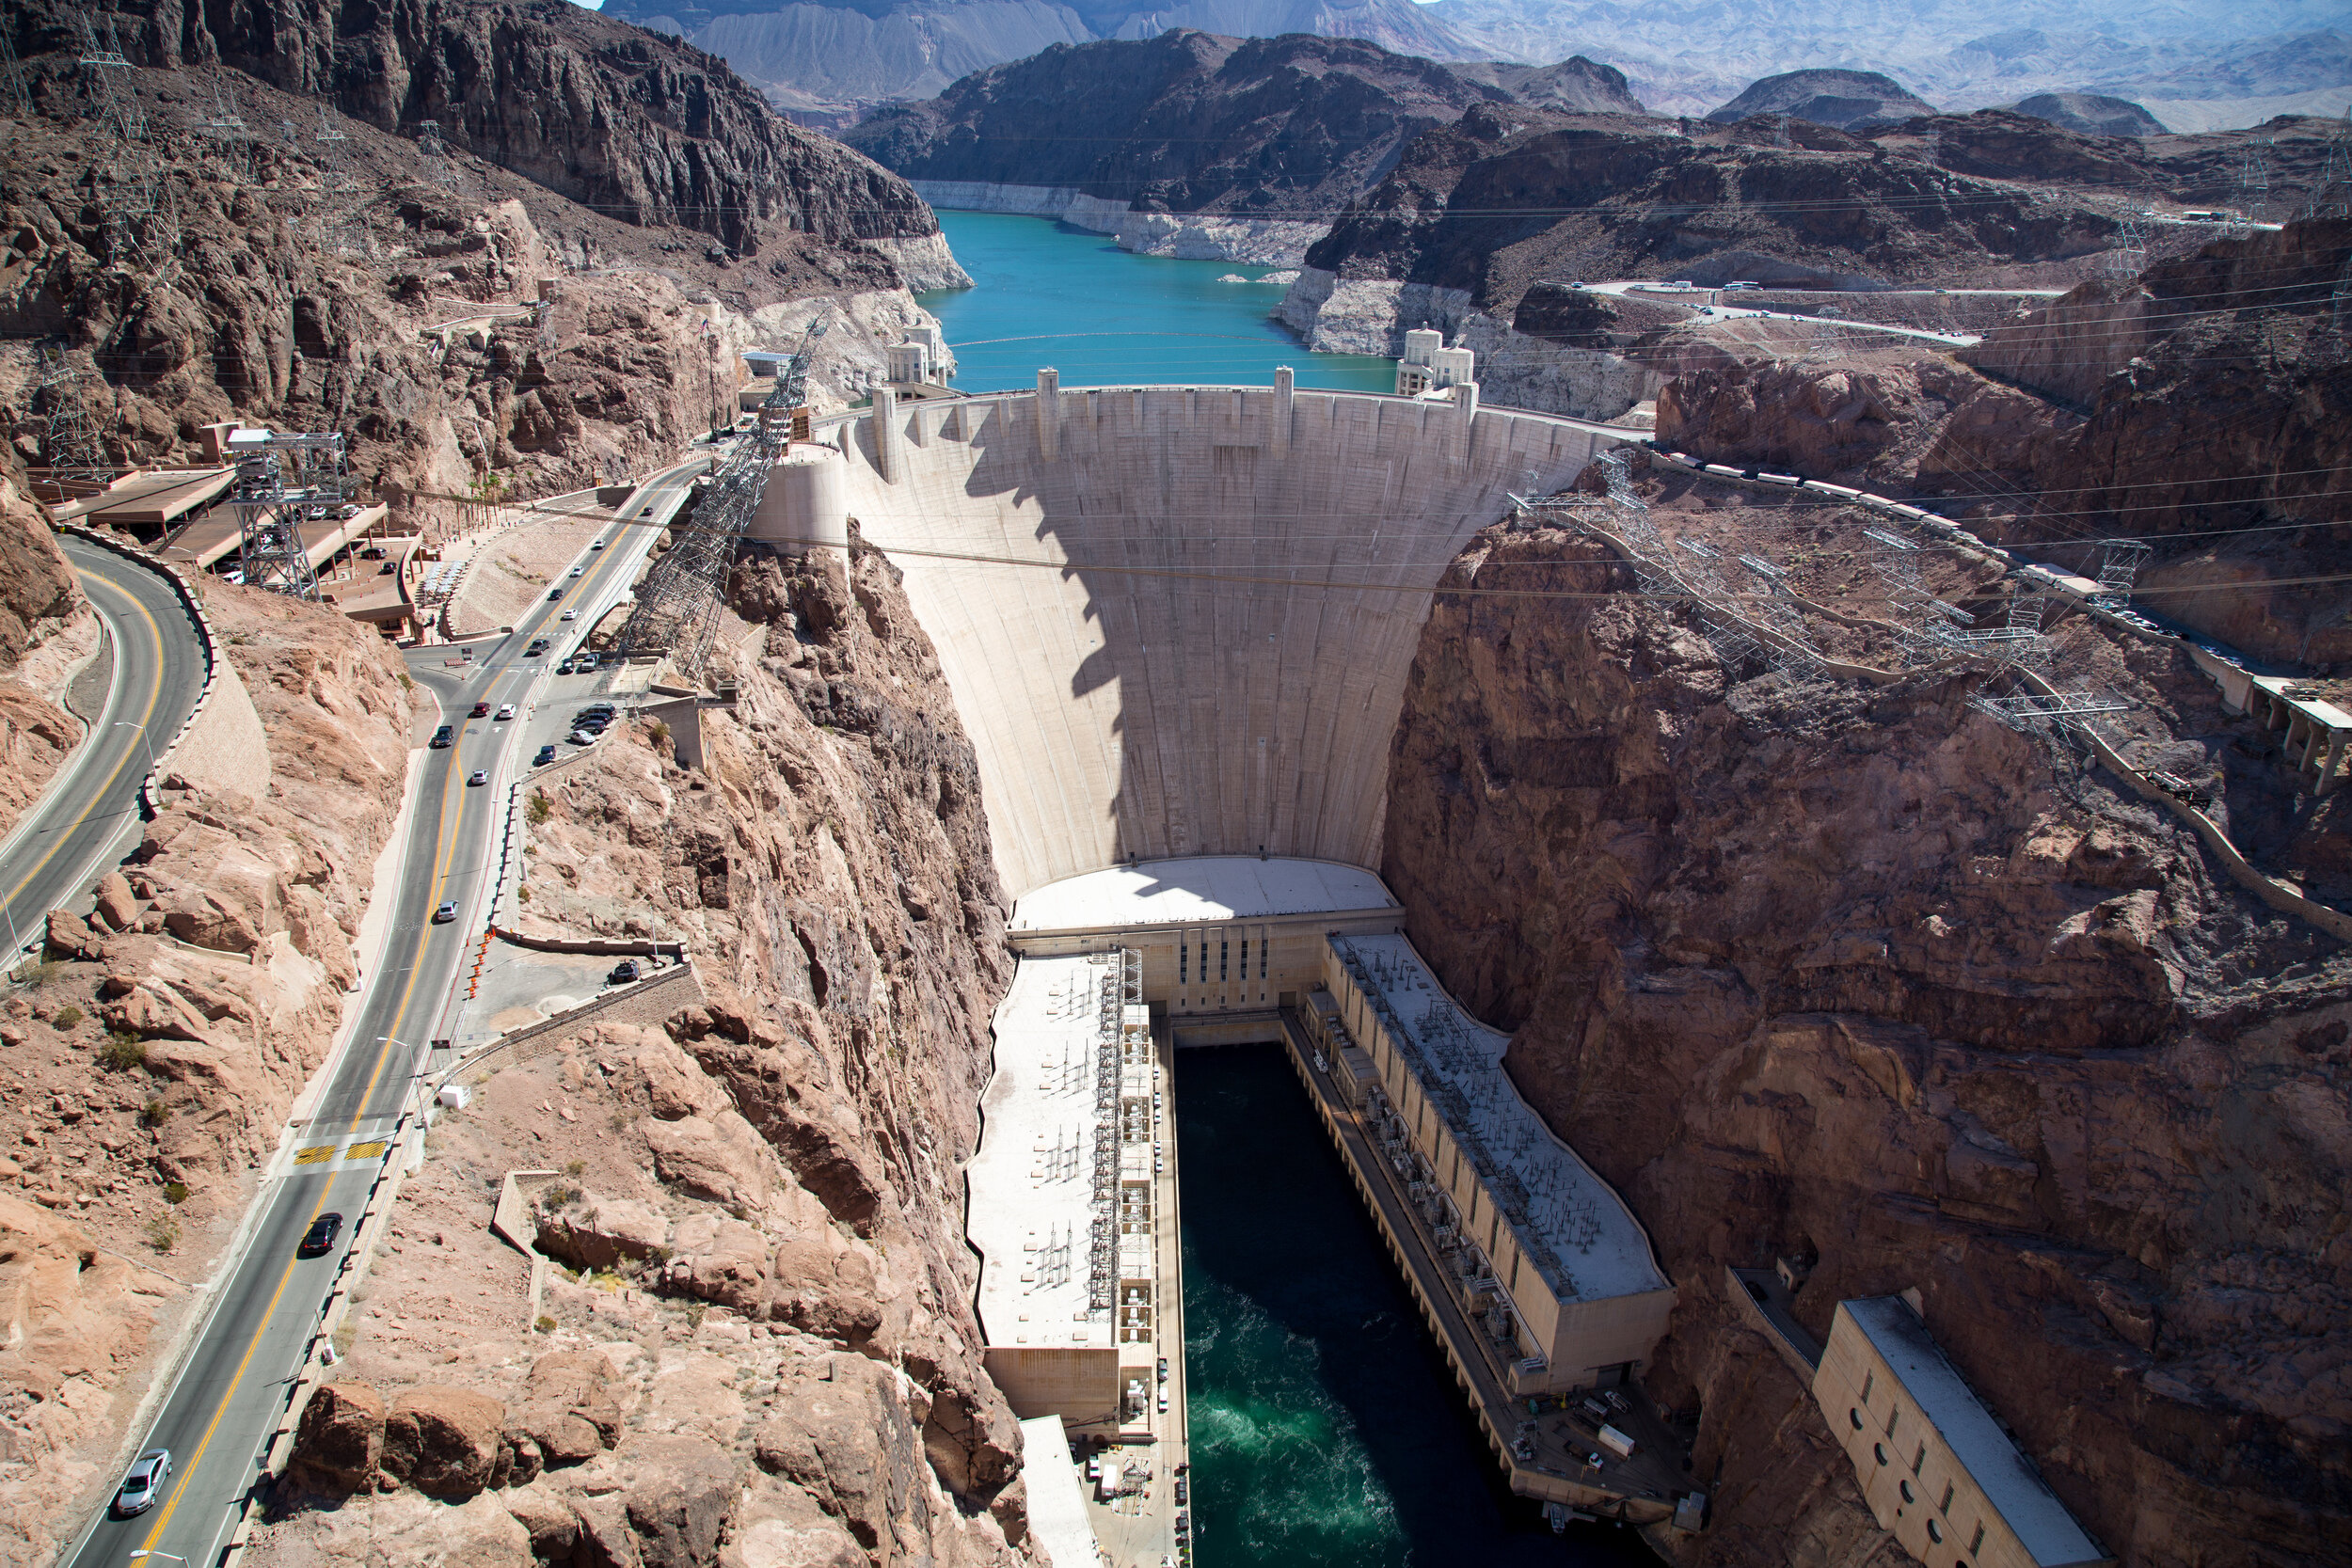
312;107;372;256
0;17;34;119
230;431;349;600
2104;214;2147;279
2092;538;2151;606
74;16;170;271
414;119;464;198
34;343;110;496
1968;689;2129;732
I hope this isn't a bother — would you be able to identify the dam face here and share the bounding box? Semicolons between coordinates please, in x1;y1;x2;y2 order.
839;383;1626;897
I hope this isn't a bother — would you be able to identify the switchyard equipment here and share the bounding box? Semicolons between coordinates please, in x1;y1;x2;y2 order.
229;430;351;600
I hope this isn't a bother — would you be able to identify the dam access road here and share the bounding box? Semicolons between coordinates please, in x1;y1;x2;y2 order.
57;456;704;1568
0;536;207;960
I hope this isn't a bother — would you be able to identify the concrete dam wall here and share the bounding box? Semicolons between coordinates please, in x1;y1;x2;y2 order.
839;381;1629;897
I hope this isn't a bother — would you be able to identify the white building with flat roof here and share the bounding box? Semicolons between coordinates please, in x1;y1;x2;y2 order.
1324;932;1675;1393
968;952;1158;1428
1009;855;1399;1023
1816;1296;2110;1568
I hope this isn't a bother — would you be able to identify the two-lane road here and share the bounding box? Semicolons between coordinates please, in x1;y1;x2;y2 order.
0;537;207;958
61;459;700;1568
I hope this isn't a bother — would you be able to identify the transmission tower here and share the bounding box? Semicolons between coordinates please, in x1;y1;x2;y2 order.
314;107;371;255
229;432;349;599
2104;215;2146;279
73;16;171;271
2092;538;2152;606
199;82;252;185
34;344;110;498
2232;144;2270;233
0;18;33;119
414;119;465;198
2305;110;2352;220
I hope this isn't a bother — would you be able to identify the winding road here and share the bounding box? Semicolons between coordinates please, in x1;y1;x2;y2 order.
59;455;707;1568
0;537;207;959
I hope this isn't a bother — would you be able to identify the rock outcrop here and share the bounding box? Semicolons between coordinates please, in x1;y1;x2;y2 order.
2008;91;2169;137
1379;507;2352;1564
1705;68;1939;130
0;476;95;840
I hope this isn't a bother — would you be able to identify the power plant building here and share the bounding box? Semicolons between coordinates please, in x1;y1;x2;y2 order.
1814;1297;2110;1568
1320;932;1676;1394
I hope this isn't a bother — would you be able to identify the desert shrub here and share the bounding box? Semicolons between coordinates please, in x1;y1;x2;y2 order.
164;1180;190;1204
564;1160;585;1178
99;1034;148;1070
648;719;672;746
527;790;552;826
141;1098;170;1128
534;1315;557;1334
516;885;532;904
51;1005;84;1030
146;1212;181;1254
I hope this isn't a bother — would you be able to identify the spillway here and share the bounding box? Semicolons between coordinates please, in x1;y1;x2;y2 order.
838;378;1629;897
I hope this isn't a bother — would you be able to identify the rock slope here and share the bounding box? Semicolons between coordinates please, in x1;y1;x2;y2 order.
0;476;96;840
1379;492;2352;1565
0;574;418;1565
251;537;1034;1560
846;30;1641;262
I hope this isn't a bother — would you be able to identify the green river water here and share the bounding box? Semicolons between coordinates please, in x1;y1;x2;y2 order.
921;212;1649;1566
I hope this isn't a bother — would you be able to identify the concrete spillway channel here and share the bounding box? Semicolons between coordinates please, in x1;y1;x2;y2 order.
793;378;1698;1556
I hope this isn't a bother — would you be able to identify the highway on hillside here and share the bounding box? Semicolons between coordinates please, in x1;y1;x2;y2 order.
62;455;707;1568
0;537;207;959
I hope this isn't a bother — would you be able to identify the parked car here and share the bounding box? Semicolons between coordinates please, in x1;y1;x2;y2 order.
114;1449;171;1516
298;1212;343;1257
609;958;642;985
533;745;557;766
430;724;454;748
434;900;458;923
495;704;515;721
467;769;487;786
575;653;599;671
568;730;596;746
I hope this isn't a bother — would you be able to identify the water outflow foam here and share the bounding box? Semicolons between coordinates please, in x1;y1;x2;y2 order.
842;386;1627;895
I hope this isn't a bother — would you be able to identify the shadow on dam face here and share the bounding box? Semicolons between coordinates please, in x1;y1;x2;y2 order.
838;383;1627;898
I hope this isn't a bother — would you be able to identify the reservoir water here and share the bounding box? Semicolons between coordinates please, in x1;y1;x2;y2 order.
1176;1047;1653;1568
918;211;1396;392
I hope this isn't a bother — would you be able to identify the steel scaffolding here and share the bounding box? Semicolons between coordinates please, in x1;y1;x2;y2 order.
1968;689;2129;732
230;431;350;600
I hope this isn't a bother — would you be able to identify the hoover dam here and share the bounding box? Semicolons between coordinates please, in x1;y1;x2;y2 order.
832;373;1630;896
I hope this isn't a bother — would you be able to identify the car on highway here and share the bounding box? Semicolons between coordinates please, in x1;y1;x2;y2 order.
570;565;584;577
430;724;454;748
534;745;557;766
590;538;605;549
495;704;516;721
114;1449;171;1516
561;609;579;621
434;901;458;923
525;640;548;657
468;769;488;786
470;701;490;717
297;1212;343;1257
548;587;564;601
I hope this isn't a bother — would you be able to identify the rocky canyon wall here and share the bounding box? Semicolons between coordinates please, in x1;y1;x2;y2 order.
248;540;1037;1565
0;476;98;841
1377;519;2352;1565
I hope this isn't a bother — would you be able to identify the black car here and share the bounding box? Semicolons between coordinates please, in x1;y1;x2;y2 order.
608;958;642;986
298;1212;344;1257
430;724;453;749
548;587;564;601
534;745;558;766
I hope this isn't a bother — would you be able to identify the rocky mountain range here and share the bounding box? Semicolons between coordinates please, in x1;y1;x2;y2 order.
1704;67;1938;130
605;0;2349;131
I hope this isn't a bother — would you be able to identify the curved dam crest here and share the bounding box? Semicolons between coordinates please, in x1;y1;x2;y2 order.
838;383;1630;897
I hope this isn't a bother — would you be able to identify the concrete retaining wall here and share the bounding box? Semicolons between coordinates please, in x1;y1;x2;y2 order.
488;926;688;960
52;521;220;816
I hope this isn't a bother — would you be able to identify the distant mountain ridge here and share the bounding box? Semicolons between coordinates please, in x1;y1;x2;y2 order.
1706;69;1939;129
841;30;1643;260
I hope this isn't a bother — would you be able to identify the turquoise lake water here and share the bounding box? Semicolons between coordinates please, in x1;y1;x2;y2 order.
1176;1048;1653;1568
917;211;1396;393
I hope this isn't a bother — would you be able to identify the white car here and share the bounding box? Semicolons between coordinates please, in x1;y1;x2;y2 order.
570;565;584;577
115;1449;170;1515
560;609;579;621
590;539;605;549
495;704;515;721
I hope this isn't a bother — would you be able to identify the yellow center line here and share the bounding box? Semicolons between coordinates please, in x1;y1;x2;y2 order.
123;494;660;1551
132;681;479;1551
3;569;167;909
